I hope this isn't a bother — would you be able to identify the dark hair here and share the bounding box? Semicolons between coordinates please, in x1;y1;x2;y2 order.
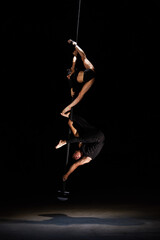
70;68;78;81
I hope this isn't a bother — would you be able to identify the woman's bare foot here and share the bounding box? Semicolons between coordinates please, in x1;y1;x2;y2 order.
55;140;67;149
60;112;70;118
68;39;77;46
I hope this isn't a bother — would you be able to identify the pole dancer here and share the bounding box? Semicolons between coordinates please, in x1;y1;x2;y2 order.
55;114;105;181
61;40;96;118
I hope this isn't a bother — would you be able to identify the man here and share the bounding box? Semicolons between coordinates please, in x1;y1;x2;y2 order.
55;115;105;181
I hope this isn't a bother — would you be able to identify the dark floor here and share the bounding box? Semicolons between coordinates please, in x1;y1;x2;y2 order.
0;193;160;240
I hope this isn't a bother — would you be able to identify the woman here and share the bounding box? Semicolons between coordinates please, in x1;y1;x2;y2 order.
61;39;95;117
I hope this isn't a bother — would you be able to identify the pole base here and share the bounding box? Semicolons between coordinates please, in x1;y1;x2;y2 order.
57;190;70;201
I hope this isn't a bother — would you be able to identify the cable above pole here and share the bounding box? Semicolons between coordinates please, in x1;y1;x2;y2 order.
76;0;81;43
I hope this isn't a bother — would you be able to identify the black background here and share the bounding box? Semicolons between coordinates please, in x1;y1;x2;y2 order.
1;0;160;202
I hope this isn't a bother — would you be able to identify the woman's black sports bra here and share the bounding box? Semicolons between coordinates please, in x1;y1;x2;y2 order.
70;68;95;86
83;69;95;83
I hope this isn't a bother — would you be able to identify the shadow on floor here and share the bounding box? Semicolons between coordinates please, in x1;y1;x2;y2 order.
0;213;145;226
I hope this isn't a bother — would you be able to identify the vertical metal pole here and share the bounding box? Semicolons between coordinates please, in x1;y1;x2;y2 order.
63;0;81;193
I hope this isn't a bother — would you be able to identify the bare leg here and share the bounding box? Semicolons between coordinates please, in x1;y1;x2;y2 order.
75;45;94;70
68;39;94;70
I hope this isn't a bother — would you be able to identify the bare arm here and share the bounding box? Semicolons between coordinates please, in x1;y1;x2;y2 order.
67;53;77;80
61;78;95;117
63;156;92;181
71;55;77;72
67;51;78;97
68;119;79;137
